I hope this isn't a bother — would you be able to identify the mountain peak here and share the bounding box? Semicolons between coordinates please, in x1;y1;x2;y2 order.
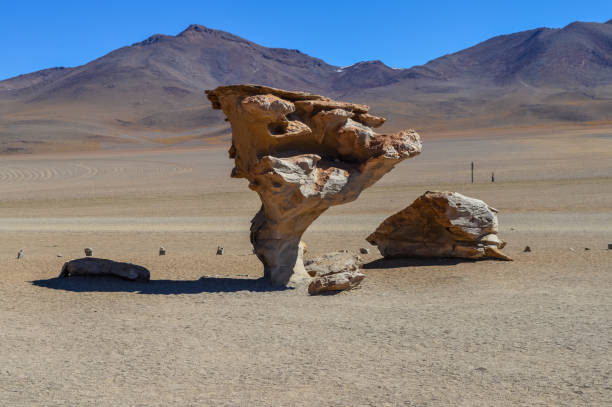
179;24;215;36
606;19;612;24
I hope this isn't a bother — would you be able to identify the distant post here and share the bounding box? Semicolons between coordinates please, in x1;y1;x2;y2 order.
471;162;474;184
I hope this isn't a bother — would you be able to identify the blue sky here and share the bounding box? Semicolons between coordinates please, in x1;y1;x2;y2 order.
2;0;612;80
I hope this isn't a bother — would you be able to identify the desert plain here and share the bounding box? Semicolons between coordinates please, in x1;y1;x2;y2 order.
0;124;611;406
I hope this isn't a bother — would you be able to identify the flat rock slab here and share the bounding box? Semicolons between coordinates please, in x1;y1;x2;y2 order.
59;258;150;281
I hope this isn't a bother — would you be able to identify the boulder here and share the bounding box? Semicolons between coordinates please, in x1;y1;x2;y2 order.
308;270;366;295
206;85;421;285
305;251;365;294
59;258;150;281
304;250;362;277
367;191;512;261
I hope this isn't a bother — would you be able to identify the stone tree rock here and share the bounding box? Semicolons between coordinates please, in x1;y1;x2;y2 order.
367;191;512;261
206;85;422;285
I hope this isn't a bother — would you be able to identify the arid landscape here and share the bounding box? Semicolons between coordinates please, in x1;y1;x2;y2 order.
2;8;612;406
1;122;611;405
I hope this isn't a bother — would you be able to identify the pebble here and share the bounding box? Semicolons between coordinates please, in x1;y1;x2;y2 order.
359;248;370;254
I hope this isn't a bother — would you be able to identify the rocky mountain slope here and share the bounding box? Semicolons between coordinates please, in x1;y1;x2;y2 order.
2;20;612;153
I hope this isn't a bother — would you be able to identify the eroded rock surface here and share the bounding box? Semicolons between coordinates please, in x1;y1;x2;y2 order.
59;258;151;281
305;251;365;294
367;191;512;261
206;85;421;285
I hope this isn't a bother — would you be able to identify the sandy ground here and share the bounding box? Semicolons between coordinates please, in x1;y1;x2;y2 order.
1;128;611;406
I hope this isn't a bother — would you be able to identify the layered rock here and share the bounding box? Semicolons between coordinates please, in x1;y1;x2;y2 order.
206;85;422;285
305;251;365;294
367;191;512;261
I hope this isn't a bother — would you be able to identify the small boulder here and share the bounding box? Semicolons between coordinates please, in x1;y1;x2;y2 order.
159;247;166;256
308;270;365;295
523;246;532;252
59;258;150;281
359;247;370;254
17;249;24;260
305;251;365;294
216;246;224;255
84;248;93;257
304;250;361;277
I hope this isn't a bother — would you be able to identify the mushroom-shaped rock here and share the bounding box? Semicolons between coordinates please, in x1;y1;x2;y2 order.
367;191;512;261
59;258;150;281
206;85;422;285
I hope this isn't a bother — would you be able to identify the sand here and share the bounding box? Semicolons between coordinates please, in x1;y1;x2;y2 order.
1;127;611;406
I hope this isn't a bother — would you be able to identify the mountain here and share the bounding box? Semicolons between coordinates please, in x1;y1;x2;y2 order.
2;20;612;153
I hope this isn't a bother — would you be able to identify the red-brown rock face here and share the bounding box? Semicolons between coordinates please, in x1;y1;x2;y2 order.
206;85;422;285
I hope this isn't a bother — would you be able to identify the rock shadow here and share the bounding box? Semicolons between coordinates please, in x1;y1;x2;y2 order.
31;276;292;294
363;257;470;270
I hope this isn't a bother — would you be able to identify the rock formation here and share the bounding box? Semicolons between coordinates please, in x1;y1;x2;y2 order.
367;191;512;261
206;85;422;285
304;251;365;294
59;258;151;281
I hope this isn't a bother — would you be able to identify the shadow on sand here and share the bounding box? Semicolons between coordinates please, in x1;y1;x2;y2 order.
363;257;470;270
31;276;292;294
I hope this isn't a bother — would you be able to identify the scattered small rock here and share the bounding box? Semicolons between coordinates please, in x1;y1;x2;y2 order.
159;247;166;256
84;248;93;257
474;367;487;372
17;249;24;260
57;254;63;258
216;246;224;255
569;248;575;252
608;243;612;250
523;246;531;252
359;247;370;254
584;247;590;251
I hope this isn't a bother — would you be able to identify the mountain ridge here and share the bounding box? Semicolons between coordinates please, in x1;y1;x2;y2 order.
2;19;612;153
